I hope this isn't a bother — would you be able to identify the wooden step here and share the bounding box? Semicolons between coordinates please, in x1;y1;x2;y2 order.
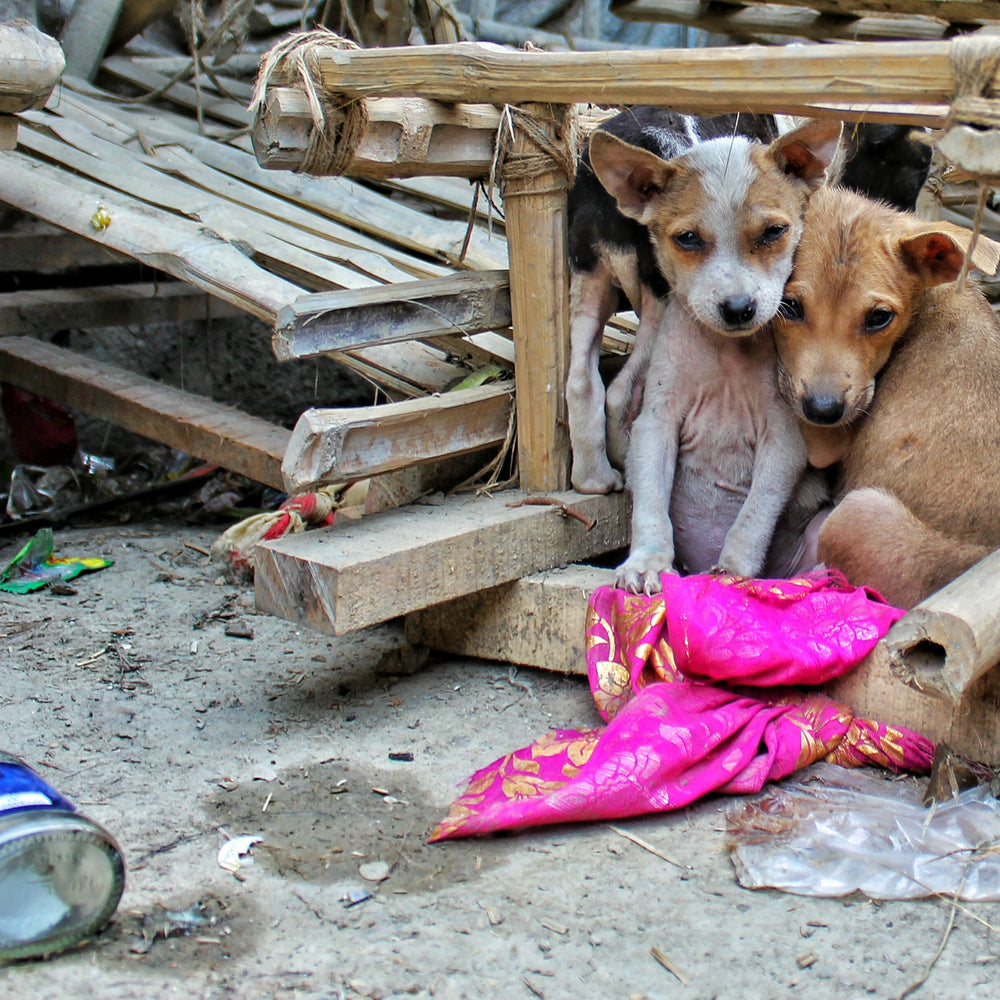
253;488;629;635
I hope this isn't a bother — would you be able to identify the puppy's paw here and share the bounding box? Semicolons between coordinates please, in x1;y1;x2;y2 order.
571;458;624;495
713;546;762;580
614;547;675;595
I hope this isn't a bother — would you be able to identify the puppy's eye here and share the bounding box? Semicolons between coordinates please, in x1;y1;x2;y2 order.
758;223;789;247
673;230;704;251
778;297;804;321
865;308;895;332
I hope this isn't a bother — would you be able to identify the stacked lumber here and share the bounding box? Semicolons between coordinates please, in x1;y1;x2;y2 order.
0;54;528;495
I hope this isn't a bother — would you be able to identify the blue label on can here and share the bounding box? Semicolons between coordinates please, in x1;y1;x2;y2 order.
0;758;76;816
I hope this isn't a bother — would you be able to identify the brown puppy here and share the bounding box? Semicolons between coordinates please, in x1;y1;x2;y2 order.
771;186;1000;608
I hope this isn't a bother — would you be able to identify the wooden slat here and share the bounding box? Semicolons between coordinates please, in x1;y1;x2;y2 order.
0;337;291;489
287;37;975;114
610;0;958;43
0;282;242;335
0;116;16;151
272;270;511;359
406;563;614;674
0;148;299;323
0;23;65;114
281;383;514;492
61;0;126;81
253;489;630;634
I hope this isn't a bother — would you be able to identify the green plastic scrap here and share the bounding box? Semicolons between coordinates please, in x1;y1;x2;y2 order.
0;528;113;594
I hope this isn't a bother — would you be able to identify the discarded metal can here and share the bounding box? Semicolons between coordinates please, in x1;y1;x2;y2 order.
0;752;125;963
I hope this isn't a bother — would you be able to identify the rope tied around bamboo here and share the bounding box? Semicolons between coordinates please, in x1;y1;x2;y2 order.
932;33;1000;283
250;28;368;176
492;103;580;201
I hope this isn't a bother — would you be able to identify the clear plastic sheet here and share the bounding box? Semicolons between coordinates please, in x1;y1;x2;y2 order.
726;762;1000;900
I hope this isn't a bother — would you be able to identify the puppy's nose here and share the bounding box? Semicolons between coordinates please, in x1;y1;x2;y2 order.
801;394;845;425
719;296;757;326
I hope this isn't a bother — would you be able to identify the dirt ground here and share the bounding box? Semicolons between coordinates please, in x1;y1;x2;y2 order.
2;518;1000;1000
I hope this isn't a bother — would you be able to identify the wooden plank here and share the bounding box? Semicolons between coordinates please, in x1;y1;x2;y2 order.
0;23;65;114
0;148;299;323
61;0;126;81
272;270;511;359
253;489;630;634
0;337;291;489
281;383;514;492
503;103;572;491
609;0;957;43
0;282;242;335
406;563;614;674
406;558;1000;759
287;37;975;114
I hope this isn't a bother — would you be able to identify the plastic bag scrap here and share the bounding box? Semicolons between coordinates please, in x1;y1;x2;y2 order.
726;762;1000;901
0;527;113;594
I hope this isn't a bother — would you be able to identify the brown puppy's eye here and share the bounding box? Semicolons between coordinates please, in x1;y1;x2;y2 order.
865;308;895;332
673;230;704;251
778;297;804;321
758;223;789;247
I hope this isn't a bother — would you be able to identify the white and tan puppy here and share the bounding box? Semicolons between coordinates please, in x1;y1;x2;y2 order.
588;120;843;594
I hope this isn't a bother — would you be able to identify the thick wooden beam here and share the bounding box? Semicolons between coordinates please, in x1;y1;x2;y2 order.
0;282;242;335
0;336;290;490
404;556;1000;760
252;88;502;179
281;383;514;492
0;22;65;114
503;103;572;491
253;489;630;635
272;271;511;360
277;37;972;114
406;563;614;674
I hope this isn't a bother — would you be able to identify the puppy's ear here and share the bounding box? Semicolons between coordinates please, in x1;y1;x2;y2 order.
900;223;1000;284
587;131;675;225
768;119;844;190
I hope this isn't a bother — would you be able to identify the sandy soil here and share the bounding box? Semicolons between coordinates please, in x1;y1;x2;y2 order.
2;519;999;1000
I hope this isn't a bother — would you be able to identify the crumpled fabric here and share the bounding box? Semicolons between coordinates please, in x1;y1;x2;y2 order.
0;527;112;594
430;570;933;842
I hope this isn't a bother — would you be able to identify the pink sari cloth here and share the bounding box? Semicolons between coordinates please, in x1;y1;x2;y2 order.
430;571;934;842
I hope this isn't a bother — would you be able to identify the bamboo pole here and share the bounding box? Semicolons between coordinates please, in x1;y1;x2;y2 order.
277;38;970;113
501;103;573;492
886;548;1000;705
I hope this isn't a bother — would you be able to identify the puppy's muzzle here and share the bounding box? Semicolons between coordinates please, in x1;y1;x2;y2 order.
801;392;846;425
718;295;757;328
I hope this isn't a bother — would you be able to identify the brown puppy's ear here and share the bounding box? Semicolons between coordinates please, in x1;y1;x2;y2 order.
900;223;1000;285
587;131;676;225
768;119;844;190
